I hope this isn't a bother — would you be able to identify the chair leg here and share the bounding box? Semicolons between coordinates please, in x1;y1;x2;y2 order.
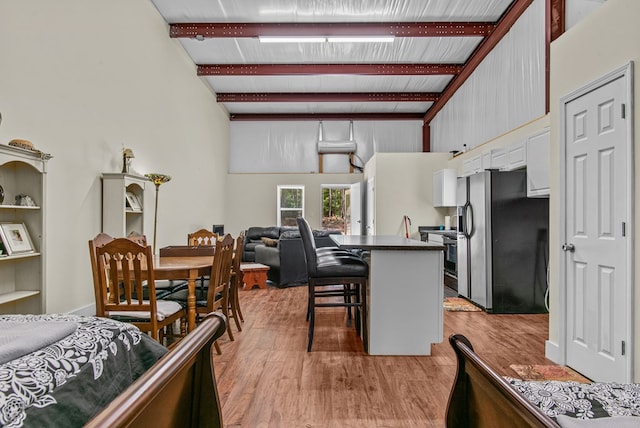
228;282;243;332
234;279;245;323
225;312;235;341
307;285;315;352
180;318;187;336
344;283;353;326
214;340;222;355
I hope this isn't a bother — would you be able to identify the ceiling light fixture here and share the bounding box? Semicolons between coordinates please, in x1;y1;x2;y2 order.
328;36;395;43
258;35;395;44
258;36;327;43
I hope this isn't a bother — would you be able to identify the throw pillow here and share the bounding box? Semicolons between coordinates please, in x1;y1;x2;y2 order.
261;237;278;247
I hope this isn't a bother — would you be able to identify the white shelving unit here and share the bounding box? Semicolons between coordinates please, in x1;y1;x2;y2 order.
0;143;52;314
102;173;147;238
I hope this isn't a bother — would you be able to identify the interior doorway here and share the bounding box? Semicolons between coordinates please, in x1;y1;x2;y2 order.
321;185;349;233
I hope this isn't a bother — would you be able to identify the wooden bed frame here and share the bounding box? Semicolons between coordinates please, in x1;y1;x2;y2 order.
85;313;226;428
446;334;560;428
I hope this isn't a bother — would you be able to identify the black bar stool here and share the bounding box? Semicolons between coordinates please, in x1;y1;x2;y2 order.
296;217;369;352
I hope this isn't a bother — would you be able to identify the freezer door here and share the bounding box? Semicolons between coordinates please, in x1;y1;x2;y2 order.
468;172;490;309
456;177;467;207
457;234;469;298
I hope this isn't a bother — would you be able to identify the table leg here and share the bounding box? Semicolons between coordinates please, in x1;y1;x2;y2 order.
187;271;197;332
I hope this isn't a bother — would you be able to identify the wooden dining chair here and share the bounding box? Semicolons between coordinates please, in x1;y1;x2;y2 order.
127;232;187;298
88;233;115;317
95;237;186;344
228;232;246;331
187;228;218;291
188;229;218;246
165;234;236;352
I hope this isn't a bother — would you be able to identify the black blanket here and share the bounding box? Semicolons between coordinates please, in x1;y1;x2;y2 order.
0;314;167;427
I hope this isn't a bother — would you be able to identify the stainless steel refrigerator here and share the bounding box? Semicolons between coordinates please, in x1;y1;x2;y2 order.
456;170;549;313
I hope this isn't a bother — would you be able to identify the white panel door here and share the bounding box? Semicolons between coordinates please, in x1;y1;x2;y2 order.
564;73;629;382
348;181;362;235
366;177;375;236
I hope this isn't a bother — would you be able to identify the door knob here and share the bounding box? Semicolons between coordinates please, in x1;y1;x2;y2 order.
562;243;575;252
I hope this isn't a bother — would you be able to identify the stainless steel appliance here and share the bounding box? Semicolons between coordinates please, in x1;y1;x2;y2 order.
456;170;549;313
427;231;457;289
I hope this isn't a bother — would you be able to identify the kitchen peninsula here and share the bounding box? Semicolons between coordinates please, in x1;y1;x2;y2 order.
331;235;445;356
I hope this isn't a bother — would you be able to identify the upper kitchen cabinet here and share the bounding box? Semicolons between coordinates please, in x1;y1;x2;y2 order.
502;139;527;171
0;143;52;314
525;129;550;197
102;173;147;238
433;169;457;207
461;155;482;176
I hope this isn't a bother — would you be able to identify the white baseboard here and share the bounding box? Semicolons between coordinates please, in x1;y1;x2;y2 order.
545;340;562;364
67;303;95;317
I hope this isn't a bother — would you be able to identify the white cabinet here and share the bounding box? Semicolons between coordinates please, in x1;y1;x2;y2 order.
0;143;52;314
462;155;482;176
433;168;457;207
503;140;527;170
490;148;507;170
526;129;550;197
102;173;147;237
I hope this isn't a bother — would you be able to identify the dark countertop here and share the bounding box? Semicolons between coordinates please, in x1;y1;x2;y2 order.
418;226;457;241
331;235;444;251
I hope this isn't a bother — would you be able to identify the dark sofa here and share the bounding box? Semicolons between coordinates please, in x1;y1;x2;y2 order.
242;226;342;287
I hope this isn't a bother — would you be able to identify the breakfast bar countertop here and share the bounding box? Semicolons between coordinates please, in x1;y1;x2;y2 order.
330;234;445;251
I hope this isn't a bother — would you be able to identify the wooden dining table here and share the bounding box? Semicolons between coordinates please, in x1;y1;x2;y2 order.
153;255;214;332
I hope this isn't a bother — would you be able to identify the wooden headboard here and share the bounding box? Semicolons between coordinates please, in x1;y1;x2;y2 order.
446;334;559;428
85;313;226;428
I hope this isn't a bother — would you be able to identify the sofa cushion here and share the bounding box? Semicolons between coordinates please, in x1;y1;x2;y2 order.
280;230;301;239
246;226;280;241
255;245;280;268
313;229;342;238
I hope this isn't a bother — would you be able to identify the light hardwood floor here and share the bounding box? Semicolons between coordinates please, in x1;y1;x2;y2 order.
213;285;550;427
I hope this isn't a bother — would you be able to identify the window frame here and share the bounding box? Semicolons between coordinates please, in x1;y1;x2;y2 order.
277;185;305;227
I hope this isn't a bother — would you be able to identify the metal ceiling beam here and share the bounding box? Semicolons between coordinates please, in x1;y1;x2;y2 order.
229;113;425;121
170;22;495;39
423;0;534;124
217;92;439;103
198;63;461;76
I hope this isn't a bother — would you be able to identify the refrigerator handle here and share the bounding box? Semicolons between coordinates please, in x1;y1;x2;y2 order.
464;202;474;238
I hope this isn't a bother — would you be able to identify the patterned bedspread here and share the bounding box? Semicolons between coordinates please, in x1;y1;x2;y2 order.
507;377;640;421
0;314;167;428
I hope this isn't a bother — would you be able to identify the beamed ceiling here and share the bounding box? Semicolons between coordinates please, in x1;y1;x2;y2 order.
150;0;562;124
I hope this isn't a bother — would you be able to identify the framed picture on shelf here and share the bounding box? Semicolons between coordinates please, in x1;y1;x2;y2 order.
125;192;142;211
0;223;35;256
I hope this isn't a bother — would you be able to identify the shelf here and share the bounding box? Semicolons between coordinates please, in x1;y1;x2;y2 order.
0;290;40;306
0;204;41;210
0;252;40;261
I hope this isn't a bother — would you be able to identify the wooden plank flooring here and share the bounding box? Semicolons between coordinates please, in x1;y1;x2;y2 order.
213;285;550;427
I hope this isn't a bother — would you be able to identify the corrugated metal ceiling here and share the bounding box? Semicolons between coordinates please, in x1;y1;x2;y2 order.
150;0;530;121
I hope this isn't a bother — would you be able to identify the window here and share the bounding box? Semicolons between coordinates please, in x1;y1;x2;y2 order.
277;185;304;227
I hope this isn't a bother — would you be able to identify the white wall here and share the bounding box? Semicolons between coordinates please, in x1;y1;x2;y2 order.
230;120;423;173
224;173;361;234
549;0;640;380
430;0;545;154
0;0;229;313
364;152;451;236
